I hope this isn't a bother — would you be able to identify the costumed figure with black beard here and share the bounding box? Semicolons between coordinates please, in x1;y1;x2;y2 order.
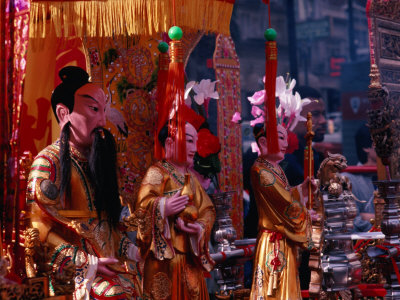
26;66;141;299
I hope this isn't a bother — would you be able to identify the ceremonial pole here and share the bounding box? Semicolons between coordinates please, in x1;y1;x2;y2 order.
304;112;314;209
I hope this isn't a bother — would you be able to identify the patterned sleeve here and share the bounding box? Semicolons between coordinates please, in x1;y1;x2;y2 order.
26;153;60;205
50;244;98;300
251;164;310;243
191;176;216;272
27;149;99;299
26;151;62;244
135;166;174;261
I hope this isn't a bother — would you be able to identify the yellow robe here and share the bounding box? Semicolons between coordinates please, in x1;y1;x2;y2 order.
135;160;215;300
26;141;140;299
250;157;311;300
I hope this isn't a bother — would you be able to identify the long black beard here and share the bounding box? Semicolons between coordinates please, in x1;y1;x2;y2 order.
88;128;122;228
59;122;71;204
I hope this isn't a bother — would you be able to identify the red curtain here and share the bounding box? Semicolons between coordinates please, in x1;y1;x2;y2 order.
0;0;30;279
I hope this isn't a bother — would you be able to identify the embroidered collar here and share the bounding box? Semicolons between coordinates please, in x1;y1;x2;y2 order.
256;157;289;188
54;139;88;162
159;160;185;186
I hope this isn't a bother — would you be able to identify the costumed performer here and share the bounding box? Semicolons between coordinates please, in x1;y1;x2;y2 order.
135;116;216;299
26;66;141;299
341;124;376;232
249;123;318;300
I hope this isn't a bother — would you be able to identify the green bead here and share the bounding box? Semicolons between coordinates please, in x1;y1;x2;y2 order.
158;42;169;53
168;26;183;41
264;28;277;41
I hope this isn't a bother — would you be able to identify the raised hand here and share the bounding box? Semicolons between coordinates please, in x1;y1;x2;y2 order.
97;257;119;277
300;177;318;206
164;189;189;217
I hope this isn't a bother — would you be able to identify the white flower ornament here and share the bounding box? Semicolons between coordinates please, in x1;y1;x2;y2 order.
192;79;219;105
184;81;196;106
248;75;310;130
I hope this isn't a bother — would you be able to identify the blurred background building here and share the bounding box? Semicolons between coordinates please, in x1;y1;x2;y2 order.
187;0;371;165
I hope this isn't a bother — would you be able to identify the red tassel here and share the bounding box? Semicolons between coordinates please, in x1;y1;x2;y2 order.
154;49;170;160
265;40;279;154
165;40;186;163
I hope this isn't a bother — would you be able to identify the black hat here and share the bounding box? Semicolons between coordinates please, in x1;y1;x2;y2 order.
51;66;90;122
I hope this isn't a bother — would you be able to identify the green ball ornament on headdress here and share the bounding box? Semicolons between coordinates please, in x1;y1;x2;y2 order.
157;41;169;53
264;28;277;41
168;26;183;41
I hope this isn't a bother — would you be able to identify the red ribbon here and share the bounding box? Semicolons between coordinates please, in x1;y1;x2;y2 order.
220;251;227;261
391;257;400;286
375;244;400;258
354;226;380;253
265;230;283;271
269;231;283;243
374;243;400;286
270;257;281;271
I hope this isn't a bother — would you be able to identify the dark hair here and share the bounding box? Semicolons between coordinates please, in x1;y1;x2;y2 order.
253;123;265;144
293;86;322;100
198;121;209;130
59;122;71;203
355;124;372;164
158;122;169;148
51;66;90;122
158;120;208;148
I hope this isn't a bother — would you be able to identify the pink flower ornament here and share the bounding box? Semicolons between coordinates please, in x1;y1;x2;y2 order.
251;142;261;155
251;105;265;118
231;112;242;124
250;116;265;127
247;90;265;106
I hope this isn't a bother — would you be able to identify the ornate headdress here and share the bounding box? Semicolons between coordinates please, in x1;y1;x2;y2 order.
154;25;187;163
249;76;310;130
154;41;170;160
247;75;310;153
240;1;310;153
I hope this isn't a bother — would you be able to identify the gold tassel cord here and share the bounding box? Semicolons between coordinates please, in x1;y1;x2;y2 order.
29;0;233;39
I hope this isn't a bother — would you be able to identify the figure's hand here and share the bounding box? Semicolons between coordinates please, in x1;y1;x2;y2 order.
164;190;189;217
134;247;143;263
308;209;320;222
127;244;143;262
97;257;119;277
300;177;318;205
175;218;201;236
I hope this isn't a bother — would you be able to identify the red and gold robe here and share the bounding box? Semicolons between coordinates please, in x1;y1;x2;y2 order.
26;141;140;299
250;157;311;300
135;160;215;300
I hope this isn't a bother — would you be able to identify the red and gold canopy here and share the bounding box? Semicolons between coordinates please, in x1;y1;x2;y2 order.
30;0;234;39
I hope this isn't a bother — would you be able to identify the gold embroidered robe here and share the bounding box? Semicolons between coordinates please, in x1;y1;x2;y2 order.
26;141;140;299
250;158;311;300
135;160;216;300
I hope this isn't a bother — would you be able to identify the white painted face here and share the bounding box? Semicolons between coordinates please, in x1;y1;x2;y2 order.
185;123;198;166
67;84;107;150
165;122;198;166
260;124;288;163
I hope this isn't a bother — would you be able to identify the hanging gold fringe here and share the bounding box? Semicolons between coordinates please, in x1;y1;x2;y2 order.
29;0;233;39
